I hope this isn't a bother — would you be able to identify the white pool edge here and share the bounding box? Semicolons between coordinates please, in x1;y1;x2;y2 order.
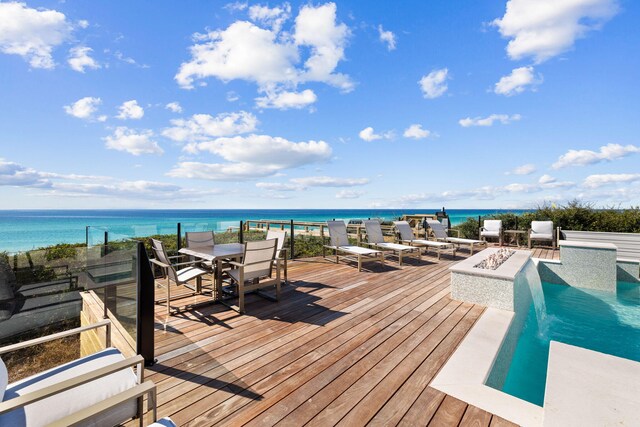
430;307;544;427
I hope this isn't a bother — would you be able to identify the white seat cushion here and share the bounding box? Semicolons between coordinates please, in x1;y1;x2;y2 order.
0;348;137;427
531;233;553;240
481;230;500;238
0;357;7;401
447;237;484;245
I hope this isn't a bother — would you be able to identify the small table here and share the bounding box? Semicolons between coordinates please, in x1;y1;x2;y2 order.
179;243;245;301
504;230;526;248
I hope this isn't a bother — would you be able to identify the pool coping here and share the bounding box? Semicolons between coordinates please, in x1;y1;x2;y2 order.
430;307;544;427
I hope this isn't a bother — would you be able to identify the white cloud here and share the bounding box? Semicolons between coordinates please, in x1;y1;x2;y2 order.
492;0;619;63
162;111;258;142
255;89;317;110
168;161;281;181
63;96;102;120
378;25;396;51
255;182;301;191
175;3;352;102
0;158;223;201
170;134;332;180
359;126;392;142
0;2;72;69
538;174;556;184
291;176;369;187
506;164;536;175
0;158;51;187
583;173;640;188
248;3;291;32
103;127;163;156
403;124;431;140
165;102;183;113
226;91;240;102
116;100;145;120
552;143;640;169
67;46;99;72
192;135;332;168
494;66;542;96
459;113;522;127
419;68;449;99
336;189;363;199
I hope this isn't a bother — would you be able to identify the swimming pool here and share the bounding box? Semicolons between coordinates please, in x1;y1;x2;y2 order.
491;280;640;406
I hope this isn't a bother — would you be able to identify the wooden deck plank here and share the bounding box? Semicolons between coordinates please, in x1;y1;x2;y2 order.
428;395;468;426
130;250;559;427
458;405;493;427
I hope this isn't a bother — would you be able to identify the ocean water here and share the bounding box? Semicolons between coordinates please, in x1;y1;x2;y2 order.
0;209;526;252
500;281;640;406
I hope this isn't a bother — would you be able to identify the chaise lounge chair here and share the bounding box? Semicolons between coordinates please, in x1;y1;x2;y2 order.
528;220;556;250
324;221;384;272
480;220;503;245
393;221;457;260
363;220;421;265
426;219;487;255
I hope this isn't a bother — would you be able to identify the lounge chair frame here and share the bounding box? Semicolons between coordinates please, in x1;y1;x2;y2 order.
393;221;457;260
426;219;487;255
323;221;384;272
363;220;421;265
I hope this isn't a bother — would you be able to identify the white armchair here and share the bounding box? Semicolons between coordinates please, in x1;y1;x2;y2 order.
479;220;503;245
0;320;157;427
528;221;556;249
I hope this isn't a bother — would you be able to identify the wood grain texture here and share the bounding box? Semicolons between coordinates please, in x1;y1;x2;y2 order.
123;244;554;426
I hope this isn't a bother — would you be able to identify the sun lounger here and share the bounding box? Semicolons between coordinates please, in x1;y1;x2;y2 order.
393;221;457;260
426;219;487;255
324;221;384;271
363;220;421;265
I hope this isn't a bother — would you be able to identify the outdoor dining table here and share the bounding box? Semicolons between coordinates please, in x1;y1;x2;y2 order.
178;243;245;301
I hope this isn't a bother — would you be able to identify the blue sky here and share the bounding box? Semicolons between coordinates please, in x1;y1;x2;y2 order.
1;0;639;209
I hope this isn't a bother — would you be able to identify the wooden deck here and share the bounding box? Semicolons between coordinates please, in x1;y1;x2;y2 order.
142;247;558;426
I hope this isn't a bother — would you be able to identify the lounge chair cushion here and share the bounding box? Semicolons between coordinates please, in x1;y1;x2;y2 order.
0;347;137;427
531;221;553;235
447;237;484;245
531;233;553;240
480;230;500;238
482;220;502;233
0;358;7;401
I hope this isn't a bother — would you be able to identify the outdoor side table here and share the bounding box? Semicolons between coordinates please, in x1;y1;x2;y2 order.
504;230;526;248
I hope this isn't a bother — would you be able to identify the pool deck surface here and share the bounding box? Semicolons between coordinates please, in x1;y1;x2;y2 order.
140;246;559;426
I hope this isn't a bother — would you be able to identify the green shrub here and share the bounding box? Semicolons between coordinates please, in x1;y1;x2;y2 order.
453;200;640;238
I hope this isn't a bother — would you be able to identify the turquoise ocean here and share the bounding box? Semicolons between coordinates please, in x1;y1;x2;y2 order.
0;209;528;253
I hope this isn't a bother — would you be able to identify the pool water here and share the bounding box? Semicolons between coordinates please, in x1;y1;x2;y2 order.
498;281;640;406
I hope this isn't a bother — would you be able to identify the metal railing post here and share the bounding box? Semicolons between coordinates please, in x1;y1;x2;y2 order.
136;242;156;366
239;221;244;243
86;226;89;246
290;219;295;260
177;222;182;251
